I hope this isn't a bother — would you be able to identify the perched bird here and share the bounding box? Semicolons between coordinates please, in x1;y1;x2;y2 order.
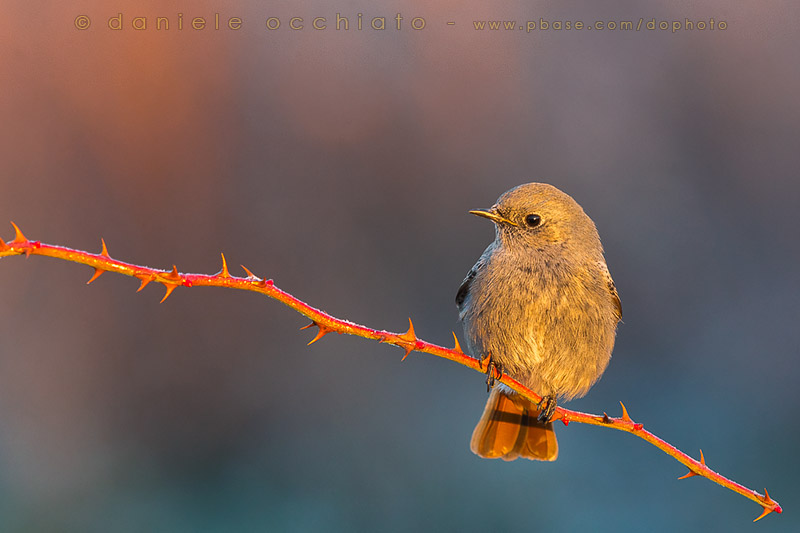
457;183;621;461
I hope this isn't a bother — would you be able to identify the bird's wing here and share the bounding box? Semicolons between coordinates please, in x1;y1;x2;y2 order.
598;260;622;321
455;266;477;312
456;246;492;313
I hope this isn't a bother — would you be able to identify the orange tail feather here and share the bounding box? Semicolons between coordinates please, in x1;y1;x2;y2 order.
470;388;558;461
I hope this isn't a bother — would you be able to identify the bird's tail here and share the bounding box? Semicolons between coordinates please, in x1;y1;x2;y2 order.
470;388;558;461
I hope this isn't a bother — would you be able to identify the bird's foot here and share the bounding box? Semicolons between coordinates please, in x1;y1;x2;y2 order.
481;353;504;392
536;395;557;423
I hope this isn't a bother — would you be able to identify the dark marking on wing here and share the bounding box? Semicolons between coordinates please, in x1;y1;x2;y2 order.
600;261;622;321
456;268;476;311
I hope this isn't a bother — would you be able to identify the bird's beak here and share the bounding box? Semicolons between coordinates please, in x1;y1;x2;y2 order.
469;207;516;226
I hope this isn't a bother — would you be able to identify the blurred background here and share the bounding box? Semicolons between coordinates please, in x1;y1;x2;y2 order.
1;1;798;531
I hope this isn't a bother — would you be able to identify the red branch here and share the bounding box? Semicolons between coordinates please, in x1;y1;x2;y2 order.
0;223;782;522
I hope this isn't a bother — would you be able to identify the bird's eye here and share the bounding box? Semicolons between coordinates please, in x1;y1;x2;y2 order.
525;214;541;228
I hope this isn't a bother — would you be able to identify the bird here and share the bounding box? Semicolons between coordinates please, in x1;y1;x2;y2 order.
457;183;621;461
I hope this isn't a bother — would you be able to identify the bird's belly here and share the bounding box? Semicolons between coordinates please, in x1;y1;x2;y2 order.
466;297;612;400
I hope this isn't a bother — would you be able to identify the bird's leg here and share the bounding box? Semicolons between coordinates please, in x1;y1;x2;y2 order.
536;395;557;423
482;352;504;392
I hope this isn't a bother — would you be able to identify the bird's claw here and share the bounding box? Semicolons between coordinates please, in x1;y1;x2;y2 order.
482;353;504;392
536;395;557;423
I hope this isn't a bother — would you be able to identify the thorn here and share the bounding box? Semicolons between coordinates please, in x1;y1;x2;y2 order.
136;275;153;292
307;325;331;345
678;450;706;480
401;346;413;362
619;401;632;423
759;488;782;516
161;265;182;282
397;318;417;344
753;506;774;522
395;318;418;361
561;417;570;427
451;332;464;354
159;283;178;303
86;268;104;284
602;413;611;424
0;234;7;251
218;253;230;278
10;221;27;244
241;265;259;280
100;238;110;258
299;322;316;330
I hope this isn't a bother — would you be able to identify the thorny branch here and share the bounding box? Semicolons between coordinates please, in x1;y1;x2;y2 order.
0;222;782;522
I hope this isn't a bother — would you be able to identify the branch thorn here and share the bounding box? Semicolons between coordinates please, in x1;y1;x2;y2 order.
400;346;413;362
9;222;35;256
86;268;105;284
161;265;182;282
397;318;418;361
159;283;178;303
99;238;110;258
451;332;464;354
619;401;632;423
763;487;777;507
752;488;781;521
10;221;27;244
678;449;706;480
218;253;231;278
241;265;259;280
307;324;332;345
299;322;316;330
753;488;783;522
136;275;153;292
398;318;417;344
753;506;773;522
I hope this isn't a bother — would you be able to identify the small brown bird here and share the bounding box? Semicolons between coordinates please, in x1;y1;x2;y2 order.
457;183;621;461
